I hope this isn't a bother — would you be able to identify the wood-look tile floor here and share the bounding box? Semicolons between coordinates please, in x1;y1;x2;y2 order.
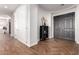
0;34;79;55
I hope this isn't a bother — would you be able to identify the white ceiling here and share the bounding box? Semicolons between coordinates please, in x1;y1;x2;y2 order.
39;4;75;11
0;4;20;15
0;4;75;16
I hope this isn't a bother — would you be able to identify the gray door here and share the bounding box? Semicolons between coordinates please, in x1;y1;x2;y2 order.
54;12;75;41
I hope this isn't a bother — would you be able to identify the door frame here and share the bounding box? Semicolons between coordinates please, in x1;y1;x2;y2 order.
53;12;75;41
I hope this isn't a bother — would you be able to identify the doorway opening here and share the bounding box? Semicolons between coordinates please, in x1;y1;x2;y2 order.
0;15;11;35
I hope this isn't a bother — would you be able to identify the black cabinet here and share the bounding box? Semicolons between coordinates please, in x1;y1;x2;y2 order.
40;26;48;41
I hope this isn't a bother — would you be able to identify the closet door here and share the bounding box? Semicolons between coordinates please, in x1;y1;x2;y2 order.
64;13;75;40
54;15;66;39
59;15;65;39
54;16;60;38
54;12;75;41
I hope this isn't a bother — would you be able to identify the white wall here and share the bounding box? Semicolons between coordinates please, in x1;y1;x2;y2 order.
6;19;9;34
14;5;28;45
75;5;79;44
14;4;39;47
30;4;38;46
10;15;14;36
53;7;76;16
38;7;52;40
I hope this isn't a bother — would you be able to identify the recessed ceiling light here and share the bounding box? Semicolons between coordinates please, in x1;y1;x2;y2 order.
4;5;8;8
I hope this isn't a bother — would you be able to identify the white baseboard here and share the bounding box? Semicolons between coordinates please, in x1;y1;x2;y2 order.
75;41;79;44
30;41;38;47
14;36;38;47
15;37;27;45
26;41;38;47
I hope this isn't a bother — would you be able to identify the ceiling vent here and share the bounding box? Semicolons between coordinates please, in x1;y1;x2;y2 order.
61;4;65;6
